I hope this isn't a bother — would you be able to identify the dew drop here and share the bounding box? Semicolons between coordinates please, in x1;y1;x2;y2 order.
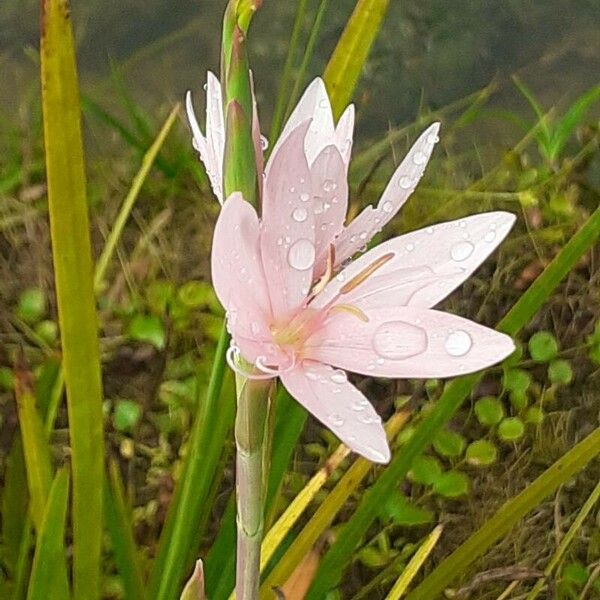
292;207;308;222
451;241;475;262
306;370;319;381
427;133;439;144
289;186;296;193
323;179;337;192
335;272;346;282
300;192;310;202
330;370;347;384
406;242;415;252
445;330;472;357
332;387;341;394
413;151;427;165
382;201;393;213
328;413;345;427
319;98;329;109
399;176;412;189
484;230;496;242
287;239;316;271
359;231;368;240
314;200;324;214
260;135;269;150
372;321;428;360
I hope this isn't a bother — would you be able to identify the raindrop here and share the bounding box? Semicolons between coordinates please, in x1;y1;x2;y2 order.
427;133;439;145
459;220;467;228
328;413;345;427
336;273;346;282
203;83;208;91
330;371;347;384
406;243;415;252
372;321;428;360
292;207;308;222
320;223;328;231
399;176;412;189
260;135;269;150
314;200;324;214
376;357;385;365
351;401;366;412
300;192;310;202
413;151;427;165
451;241;475;262
484;230;496;242
306;370;319;381
445;330;472;357
382;201;393;213
359;231;368;240
287;239;316;271
332;387;341;394
289;186;296;193
323;179;337;192
319;98;329;109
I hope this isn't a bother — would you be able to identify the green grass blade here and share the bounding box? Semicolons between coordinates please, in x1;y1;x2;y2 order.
269;0;309;142
323;0;392;119
40;1;105;597
512;76;552;153
26;468;70;600
94;103;180;293
148;326;234;600
307;203;600;596
14;368;52;533
407;429;600;600
104;462;146;600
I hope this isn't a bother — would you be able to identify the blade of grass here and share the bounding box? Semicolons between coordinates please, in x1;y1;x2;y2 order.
323;0;392;119
269;0;310;142
148;327;234;600
283;0;331;124
26;468;70;600
524;479;600;600
94;103;180;293
386;525;443;599
40;1;105;598
407;429;600;600
104;461;146;600
14;366;52;533
306;201;600;597
260;411;410;596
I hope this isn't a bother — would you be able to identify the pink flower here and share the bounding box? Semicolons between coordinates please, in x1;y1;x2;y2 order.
189;76;516;463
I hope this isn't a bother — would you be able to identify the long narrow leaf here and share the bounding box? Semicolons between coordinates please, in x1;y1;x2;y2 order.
26;468;70;600
307;202;600;596
323;0;392;118
407;428;600;599
40;1;105;597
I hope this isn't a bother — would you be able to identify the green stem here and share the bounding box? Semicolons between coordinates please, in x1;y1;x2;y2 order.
234;369;274;600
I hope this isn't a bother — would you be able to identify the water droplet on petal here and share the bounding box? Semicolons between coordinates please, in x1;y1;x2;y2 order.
332;387;341;394
382;201;393;213
300;192;310;202
306;370;319;381
314;200;324;214
406;243;415;252
336;272;346;282
359;231;368;240
445;330;472;357
399;176;412;189
484;230;496;242
319;98;329;109
289;186;296;193
260;135;269;150
451;241;474;262
427;133;439;144
413;151;427;165
323;179;337;192
426;226;434;234
287;239;315;271
330;370;347;384
329;413;345;427
292;207;308;222
372;321;428;360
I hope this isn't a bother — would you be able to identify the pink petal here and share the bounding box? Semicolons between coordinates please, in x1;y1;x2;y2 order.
280;363;390;463
304;306;515;379
309;145;348;273
334;104;355;168
333;123;441;267
211;193;272;361
185;73;225;203
313;212;516;311
260;121;314;319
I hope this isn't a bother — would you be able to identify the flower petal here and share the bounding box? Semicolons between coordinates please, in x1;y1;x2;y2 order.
334;104;355;168
261;121;314;319
310;145;348;273
313;212;516;310
280;363;390;463
211;193;272;360
333;123;440;267
304;306;515;378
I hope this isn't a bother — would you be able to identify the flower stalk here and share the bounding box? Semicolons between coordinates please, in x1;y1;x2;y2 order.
220;2;271;598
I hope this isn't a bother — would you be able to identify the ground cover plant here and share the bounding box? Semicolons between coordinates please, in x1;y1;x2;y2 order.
0;1;599;599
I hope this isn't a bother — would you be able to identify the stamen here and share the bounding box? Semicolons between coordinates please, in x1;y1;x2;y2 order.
256;354;297;375
329;304;370;322
226;346;274;380
310;244;336;298
340;252;395;294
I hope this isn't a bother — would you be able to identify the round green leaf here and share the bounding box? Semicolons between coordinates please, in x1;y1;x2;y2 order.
509;390;529;411
113;399;142;432
502;369;531;395
409;455;443;486
498;417;525;442
528;331;559;362
433;430;466;458
127;314;166;349
525;406;545;425
474;396;505;426
561;562;589;587
548;359;573;385
178;281;213;309
17;287;46;324
432;471;470;498
35;320;58;344
466;440;498;466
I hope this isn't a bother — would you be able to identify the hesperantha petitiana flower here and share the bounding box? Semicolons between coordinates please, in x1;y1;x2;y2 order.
187;75;516;464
